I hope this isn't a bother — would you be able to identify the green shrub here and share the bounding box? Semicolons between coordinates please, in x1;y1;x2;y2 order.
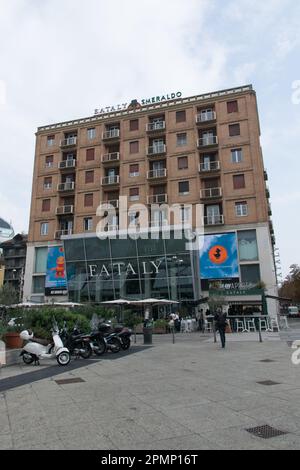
154;319;168;329
123;310;143;329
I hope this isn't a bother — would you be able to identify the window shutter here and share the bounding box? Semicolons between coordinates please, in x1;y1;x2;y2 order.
227;101;238;113
229;124;240;136
86;148;95;161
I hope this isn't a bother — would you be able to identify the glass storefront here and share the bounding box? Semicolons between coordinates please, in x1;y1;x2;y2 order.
64;232;198;303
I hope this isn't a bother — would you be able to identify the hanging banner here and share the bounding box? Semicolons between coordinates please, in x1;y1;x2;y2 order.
200;233;239;279
45;246;68;296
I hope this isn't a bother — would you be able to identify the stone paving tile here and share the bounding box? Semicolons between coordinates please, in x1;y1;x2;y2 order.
201;426;279;450
133;412;192;440
93;416;154;448
122;434;219;450
0;434;13;450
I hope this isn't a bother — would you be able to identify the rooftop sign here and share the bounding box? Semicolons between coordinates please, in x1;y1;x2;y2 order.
94;92;183;115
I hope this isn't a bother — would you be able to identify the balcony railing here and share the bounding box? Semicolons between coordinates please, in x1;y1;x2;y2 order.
101;152;120;163
196;111;216;123
56;205;74;215
106;225;119;232
200;187;222;199
102;129;120;140
101;175;120;185
199;161;220;172
106;199;119;209
146;121;166;132
59;159;76;169
55;229;73;239
203;215;224;226
60;137;77;148
197;136;218;147
57;182;75;192
147;194;168;204
147;169;167;179
147;144;167;156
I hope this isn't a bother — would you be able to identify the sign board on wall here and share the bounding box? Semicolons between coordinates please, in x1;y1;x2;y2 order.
45;246;68;296
200;233;239;280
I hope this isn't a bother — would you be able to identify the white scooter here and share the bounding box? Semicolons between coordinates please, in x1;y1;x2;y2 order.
20;322;71;366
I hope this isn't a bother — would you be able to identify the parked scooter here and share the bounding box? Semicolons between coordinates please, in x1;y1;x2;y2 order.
110;324;132;350
97;323;122;354
60;322;93;359
20;322;71;366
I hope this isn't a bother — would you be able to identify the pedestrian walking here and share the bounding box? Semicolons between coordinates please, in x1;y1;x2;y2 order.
214;308;228;348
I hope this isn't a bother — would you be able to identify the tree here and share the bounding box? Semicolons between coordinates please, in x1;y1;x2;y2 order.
0;284;19;305
279;264;300;303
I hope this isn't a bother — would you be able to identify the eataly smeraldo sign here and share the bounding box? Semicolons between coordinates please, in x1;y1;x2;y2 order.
94;92;183;115
88;260;163;278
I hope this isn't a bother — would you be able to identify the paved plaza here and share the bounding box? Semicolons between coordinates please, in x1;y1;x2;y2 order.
0;328;300;450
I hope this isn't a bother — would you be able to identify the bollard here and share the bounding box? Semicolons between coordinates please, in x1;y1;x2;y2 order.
213;320;217;343
258;320;263;343
171;326;175;344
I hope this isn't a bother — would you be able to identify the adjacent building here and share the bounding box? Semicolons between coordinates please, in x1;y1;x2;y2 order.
0;233;27;299
23;85;277;315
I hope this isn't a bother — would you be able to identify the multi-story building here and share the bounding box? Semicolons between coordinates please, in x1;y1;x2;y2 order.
24;85;277;315
0;233;27;299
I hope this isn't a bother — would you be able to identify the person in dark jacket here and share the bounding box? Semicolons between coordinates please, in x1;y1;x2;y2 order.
214;308;227;348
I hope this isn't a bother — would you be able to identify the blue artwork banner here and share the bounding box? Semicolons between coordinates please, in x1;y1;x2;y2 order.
45;246;68;295
199;233;239;279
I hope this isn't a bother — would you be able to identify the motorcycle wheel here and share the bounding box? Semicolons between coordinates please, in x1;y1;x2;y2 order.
110;337;121;353
79;342;92;359
121;337;131;350
94;338;106;356
57;351;71;366
22;353;34;365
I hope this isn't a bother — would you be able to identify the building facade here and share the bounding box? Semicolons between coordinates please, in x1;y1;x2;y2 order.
0;234;27;299
23;85;277;314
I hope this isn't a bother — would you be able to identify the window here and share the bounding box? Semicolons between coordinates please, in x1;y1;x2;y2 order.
238;230;258;261
130;141;139;154
129;187;139;201
176;133;187;147
45;155;54;168
176;110;186;123
32;276;45;294
181;206;191;223
130;119;139;131
40;223;49;236
34;247;48;273
178;156;188;170
86;148;95;161
179;181;189;195
42;199;51;212
84;193;93;207
87;128;96;140
240;264;261;284
84;217;93;232
44;177;52;190
229;124;240;136
85;170;94;184
129;164;139;177
235;201;248;217
227;100;238;113
231;148;243;163
233;174;245;189
47;135;55;146
128;212;138;226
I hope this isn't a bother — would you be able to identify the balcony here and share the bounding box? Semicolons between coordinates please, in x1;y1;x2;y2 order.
101;175;120;186
200;187;222;199
266;186;270;199
197;136;218;148
106;225;119;232
60;137;77;148
56;205;74;215
147;194;168;204
196;111;216;124
102;129;120;140
57;182;75;192
268;203;272;216
146;121;166;133
147;169;167;180
101;152;120;163
203;215;224;226
199;161;220;173
264;170;268;181
55;229;73;239
59;159;76;170
106;199;119;209
147;144;167;157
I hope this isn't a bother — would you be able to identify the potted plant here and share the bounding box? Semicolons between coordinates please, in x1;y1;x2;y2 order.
4;325;24;349
153;319;168;334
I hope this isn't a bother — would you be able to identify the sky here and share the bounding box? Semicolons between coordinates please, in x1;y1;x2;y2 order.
0;0;299;280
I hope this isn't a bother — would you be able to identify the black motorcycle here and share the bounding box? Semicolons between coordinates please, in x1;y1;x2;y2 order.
112;324;132;350
96;323;122;354
60;324;93;359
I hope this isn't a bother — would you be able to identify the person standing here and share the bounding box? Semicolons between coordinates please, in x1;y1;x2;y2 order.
214;308;227;348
